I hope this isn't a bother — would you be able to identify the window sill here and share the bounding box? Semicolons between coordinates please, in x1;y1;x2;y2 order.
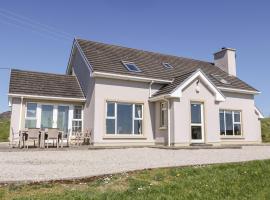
220;136;244;139
103;135;147;139
159;127;168;130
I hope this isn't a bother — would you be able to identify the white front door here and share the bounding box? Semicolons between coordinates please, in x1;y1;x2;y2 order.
190;102;204;143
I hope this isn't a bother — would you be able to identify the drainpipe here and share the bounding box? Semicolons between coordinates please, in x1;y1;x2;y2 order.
19;96;23;131
164;98;171;146
149;81;154;97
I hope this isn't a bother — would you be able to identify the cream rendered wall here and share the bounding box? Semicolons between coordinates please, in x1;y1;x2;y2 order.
219;92;261;144
172;78;261;146
93;77;161;146
10;98;23;140
154;102;168;144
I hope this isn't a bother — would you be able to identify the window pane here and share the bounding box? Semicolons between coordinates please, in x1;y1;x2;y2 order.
27;103;37;118
234;124;241;135
117;104;132;134
41;105;53;129
134;120;142;135
219;111;225;135
225;111;233;135
73;106;82;119
25;119;36;128
106;119;115;134
72;121;82;133
191;126;202;140
135;105;142;118
234;111;241;123
191;104;201;124
107;103;115;117
58;106;69;133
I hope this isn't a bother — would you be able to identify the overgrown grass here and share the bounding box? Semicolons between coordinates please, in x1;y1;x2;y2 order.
262;118;270;143
1;160;270;199
0;118;9;142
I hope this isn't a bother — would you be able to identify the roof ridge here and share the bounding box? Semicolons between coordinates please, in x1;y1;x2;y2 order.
11;68;75;77
76;38;213;65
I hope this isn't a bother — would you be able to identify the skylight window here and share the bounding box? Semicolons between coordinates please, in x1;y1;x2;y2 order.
211;74;230;85
162;62;173;69
122;61;141;72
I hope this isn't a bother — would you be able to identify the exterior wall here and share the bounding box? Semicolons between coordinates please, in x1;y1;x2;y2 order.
9;98;84;140
154;101;168;144
93;77;161;146
70;47;95;140
172;79;261;146
10;98;23;140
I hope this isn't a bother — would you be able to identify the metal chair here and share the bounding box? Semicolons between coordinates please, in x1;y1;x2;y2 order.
45;128;60;148
25;128;40;149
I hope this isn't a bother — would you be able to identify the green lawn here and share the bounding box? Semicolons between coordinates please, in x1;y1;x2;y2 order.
261;118;270;143
1;160;270;200
0;118;10;142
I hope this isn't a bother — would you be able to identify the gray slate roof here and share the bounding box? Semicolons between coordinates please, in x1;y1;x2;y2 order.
76;39;258;95
9;69;85;99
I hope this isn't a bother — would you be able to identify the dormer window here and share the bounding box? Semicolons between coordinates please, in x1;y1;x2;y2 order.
122;61;141;72
162;62;173;69
211;74;230;85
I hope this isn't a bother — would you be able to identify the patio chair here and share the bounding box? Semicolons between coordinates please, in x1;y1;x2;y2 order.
9;128;20;148
25;129;40;149
83;129;92;145
74;131;83;146
74;130;92;146
59;129;71;148
45;128;60;148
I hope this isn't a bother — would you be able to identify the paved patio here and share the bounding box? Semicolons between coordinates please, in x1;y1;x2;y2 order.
1;145;270;183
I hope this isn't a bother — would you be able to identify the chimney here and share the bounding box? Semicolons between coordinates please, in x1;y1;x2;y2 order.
214;47;236;76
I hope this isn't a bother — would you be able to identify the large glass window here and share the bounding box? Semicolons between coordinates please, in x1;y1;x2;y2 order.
57;106;69;133
106;102;143;135
25;103;37;128
72;106;82;134
160;102;168;128
41;105;54;129
219;110;242;136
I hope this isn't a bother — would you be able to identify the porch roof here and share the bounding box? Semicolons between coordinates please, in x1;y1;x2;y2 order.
9;69;85;100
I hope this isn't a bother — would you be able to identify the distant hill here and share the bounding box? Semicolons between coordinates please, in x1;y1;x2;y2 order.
261;118;270;143
0;111;11;119
0;111;10;142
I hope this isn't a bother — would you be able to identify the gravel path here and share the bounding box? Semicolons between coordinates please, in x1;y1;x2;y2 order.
1;146;270;183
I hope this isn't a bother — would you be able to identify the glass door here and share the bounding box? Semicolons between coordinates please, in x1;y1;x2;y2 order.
57;106;69;134
41;105;54;129
190;103;204;143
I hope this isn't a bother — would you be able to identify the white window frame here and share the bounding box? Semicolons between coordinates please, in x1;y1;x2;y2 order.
190;102;204;143
24;102;83;137
106;102;143;135
25;102;38;128
219;110;242;136
160;102;168;129
72;105;83;135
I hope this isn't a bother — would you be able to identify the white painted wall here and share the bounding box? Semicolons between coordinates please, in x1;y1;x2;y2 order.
93;77;161;146
172;78;261;145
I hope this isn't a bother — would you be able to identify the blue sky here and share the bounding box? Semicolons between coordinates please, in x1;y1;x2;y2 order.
0;0;269;115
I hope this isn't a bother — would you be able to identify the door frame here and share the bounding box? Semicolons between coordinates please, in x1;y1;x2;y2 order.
190;102;205;143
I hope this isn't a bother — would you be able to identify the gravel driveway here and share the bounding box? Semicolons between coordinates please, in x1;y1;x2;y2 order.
1;146;270;183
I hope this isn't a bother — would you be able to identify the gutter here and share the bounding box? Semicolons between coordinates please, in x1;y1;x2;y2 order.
92;71;173;84
217;87;260;95
8;94;86;102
